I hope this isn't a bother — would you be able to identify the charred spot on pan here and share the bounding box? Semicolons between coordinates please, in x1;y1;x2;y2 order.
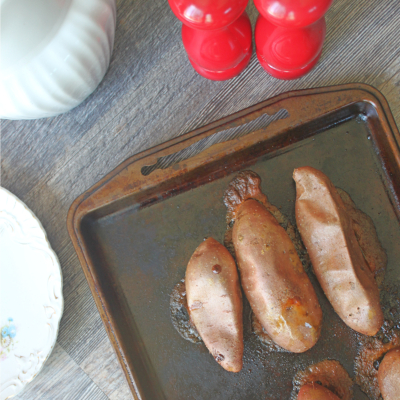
170;279;202;343
212;264;222;274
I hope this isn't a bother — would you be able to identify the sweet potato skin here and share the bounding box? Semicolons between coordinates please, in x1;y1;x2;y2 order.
293;166;383;336
293;359;353;400
185;238;243;372
233;199;322;353
298;384;341;400
378;347;400;400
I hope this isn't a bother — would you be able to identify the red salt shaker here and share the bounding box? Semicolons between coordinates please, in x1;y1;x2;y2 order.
168;0;252;80
254;0;334;79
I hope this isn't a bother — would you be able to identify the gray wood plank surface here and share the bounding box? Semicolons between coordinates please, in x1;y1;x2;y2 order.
11;344;110;400
1;0;399;398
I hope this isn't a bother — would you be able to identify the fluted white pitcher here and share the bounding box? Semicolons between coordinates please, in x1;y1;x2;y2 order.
0;0;116;119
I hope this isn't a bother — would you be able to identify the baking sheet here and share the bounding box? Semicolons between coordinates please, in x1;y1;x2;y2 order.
68;84;400;400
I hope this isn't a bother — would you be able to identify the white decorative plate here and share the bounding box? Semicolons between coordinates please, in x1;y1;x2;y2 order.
0;188;63;399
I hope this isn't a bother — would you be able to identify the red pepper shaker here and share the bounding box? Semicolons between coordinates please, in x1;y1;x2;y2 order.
254;0;334;79
168;0;252;80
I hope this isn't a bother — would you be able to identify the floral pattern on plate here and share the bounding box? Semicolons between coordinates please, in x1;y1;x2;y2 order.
1;319;17;361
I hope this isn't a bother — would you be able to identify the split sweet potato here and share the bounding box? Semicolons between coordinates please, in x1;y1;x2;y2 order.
293;166;383;336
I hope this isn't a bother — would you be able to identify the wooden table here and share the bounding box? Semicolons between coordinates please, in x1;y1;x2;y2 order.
2;0;399;398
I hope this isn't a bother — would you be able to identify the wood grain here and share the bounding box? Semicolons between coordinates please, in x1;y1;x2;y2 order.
11;344;110;400
1;0;399;398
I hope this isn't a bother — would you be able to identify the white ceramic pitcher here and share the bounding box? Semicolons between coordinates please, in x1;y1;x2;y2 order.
0;0;116;119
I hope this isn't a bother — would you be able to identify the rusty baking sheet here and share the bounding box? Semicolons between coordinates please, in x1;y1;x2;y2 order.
68;84;400;400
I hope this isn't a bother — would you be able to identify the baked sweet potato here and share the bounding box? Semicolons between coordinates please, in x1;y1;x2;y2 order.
225;171;322;353
378;347;400;400
354;321;400;400
298;384;341;400
293;166;383;336
292;359;353;400
185;237;243;372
